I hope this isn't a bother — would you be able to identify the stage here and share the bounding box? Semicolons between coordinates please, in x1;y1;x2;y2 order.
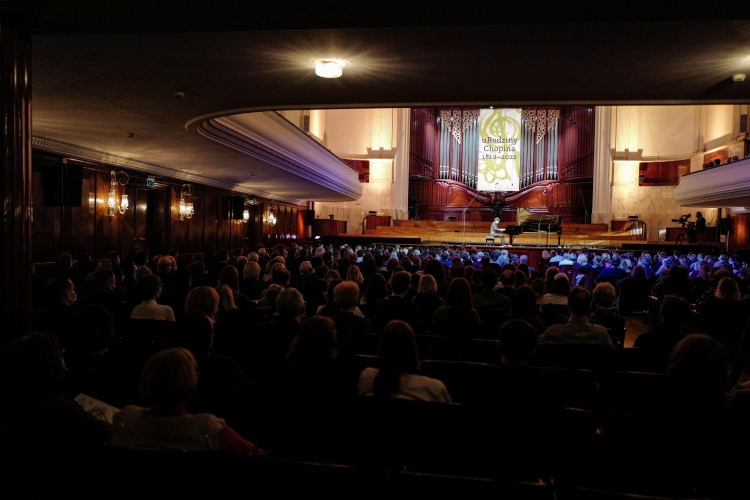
335;220;723;252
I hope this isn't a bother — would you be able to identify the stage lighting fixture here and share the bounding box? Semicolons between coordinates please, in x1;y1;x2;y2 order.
314;59;347;78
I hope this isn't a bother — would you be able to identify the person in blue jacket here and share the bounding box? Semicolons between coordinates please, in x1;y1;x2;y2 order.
596;257;628;281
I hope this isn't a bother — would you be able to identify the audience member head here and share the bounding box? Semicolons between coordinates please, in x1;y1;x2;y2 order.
567;287;592;316
500;269;516;288
346;266;364;285
660;295;690;328
136;265;153;280
285;316;338;370
271;267;292;288
138;348;198;408
715;277;741;301
45;275;75;306
514;270;527;288
666;334;729;396
215;284;237;312
497;319;539;365
390;271;411;296
424;259;445;284
334;281;360;311
417;274;438;295
373;321;419;398
592;282;616;309
365;274;388;303
262;284;283;311
93;269;116;293
136;275;163;301
134;251;149;267
121;259;136;282
184;287;219;321
156;256;172;274
276;288;304;320
545;266;559;283
315;265;329;281
299;261;314;275
630;264;647;280
531;278;547;298
549;273;570;296
480;269;497;292
54;252;73;271
445;278;473;312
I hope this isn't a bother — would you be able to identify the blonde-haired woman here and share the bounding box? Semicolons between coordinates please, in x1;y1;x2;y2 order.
346;265;366;294
111;348;259;454
185;286;220;322
411;274;444;323
241;261;264;300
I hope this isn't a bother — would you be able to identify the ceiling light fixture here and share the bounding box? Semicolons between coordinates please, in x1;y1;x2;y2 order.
314;59;347;78
732;73;746;82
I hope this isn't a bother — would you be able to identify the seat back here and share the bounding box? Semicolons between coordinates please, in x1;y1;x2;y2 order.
124;318;176;343
420;360;498;404
531;343;615;370
461;338;501;364
583;270;599;291
415;334;460;360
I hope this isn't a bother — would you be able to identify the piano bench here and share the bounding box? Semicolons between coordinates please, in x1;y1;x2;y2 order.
486;236;495;243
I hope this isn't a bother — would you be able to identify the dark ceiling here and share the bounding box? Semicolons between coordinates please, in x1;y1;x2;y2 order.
9;0;750;201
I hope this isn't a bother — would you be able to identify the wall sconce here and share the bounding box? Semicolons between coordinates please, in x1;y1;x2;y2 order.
179;184;195;221
107;170;129;217
263;209;277;226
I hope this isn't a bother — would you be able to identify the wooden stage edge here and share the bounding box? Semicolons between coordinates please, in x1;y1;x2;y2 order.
321;234;723;252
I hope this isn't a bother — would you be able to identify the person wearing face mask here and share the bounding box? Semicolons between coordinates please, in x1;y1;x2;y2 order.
75;269;126;325
130;275;175;321
32;276;78;347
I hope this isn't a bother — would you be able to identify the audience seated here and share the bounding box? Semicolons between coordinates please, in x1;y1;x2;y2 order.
33;275;77;344
496;270;517;300
432;278;481;328
497;319;539;365
333;281;373;354
76;268;126;324
358;321;451;403
130;275;175;321
215;284;251;335
282;316;358;400
696;276;748;353
110;348;259;454
411;274;445;323
370;272;418;333
0;333;110;449
543;273;570;305
633;295;689;372
540;287;613;347
500;285;545;334
588;282;619;328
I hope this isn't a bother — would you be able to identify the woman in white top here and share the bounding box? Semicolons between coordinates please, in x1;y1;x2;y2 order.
357;320;451;403
130;275;175;321
543;273;570;305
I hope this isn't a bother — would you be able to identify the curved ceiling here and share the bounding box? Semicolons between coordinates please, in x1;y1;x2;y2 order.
25;7;750;204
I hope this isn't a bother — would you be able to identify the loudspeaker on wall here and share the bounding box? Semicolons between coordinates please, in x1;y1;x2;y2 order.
222;196;245;220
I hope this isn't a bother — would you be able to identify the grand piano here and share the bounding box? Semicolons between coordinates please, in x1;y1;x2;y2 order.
503;213;563;245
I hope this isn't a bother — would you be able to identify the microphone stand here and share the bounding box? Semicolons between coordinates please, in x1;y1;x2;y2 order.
580;187;588;234
463;189;483;244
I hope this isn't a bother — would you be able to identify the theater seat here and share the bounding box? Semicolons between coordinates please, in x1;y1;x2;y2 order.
124;318;176;343
531;343;615;371
388;471;554;498
420;360;498;404
415;334;460;361
461;338;501;364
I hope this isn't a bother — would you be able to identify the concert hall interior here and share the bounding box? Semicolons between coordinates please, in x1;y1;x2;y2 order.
2;2;750;498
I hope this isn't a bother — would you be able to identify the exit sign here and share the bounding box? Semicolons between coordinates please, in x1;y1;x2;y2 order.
146;177;155;187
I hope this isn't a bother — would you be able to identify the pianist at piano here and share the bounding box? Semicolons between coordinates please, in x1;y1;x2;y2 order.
490;218;507;245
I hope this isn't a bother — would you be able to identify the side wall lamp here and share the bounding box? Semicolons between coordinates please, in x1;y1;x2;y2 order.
179;184;195;221
107;170;129;217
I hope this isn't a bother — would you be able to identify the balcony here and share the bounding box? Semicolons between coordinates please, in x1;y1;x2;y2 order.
673;157;750;212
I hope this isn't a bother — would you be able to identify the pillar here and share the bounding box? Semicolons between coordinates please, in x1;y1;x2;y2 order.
0;19;33;343
592;106;613;226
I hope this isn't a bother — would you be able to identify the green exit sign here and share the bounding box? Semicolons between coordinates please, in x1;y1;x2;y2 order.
146;177;155;187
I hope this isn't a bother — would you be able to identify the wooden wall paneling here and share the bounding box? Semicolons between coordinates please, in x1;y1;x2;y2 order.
203;191;219;252
731;214;750;252
169;186;188;254
96;171;122;258
246;205;262;251
133;188;152;254
217;197;231;251
188;190;204;254
62;167;96;258
31;167;61;262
